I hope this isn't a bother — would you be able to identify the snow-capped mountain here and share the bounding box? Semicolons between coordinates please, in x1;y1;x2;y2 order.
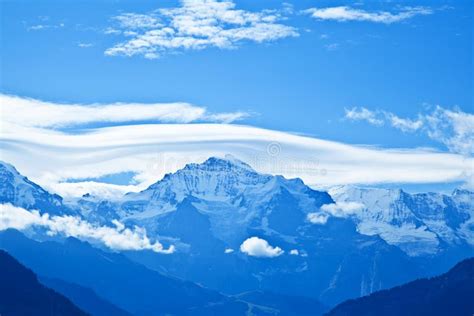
328;186;474;256
113;155;334;244
1;157;473;306
0;161;70;215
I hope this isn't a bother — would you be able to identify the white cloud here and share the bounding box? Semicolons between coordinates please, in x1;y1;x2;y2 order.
424;106;474;156
320;201;365;217
307;212;329;225
344;105;474;155
344;107;384;126
48;181;140;201
387;114;423;132
1;94;472;199
224;248;234;253
0;94;248;128
325;43;340;51
104;27;122;35
240;236;283;257
113;13;162;29
27;22;65;31
304;6;432;24
0;203;174;253
105;0;298;59
289;249;299;255
78;43;94;48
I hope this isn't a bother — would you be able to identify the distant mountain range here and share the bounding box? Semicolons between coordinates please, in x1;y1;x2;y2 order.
1;157;473;311
326;257;474;316
0;249;87;316
329;185;474;256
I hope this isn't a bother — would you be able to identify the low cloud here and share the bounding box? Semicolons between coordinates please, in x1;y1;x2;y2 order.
304;6;432;24
344;106;474;155
0;203;174;254
240;236;283;257
307;212;329;225
308;202;365;224
289;249;299;255
321;201;365;217
105;0;298;59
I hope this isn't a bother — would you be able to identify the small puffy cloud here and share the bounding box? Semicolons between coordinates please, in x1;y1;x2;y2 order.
240;236;283;258
308;202;365;224
224;248;234;254
307;212;329;225
105;0;298;59
304;6;432;24
321;201;365;217
0;203;174;254
289;249;299;255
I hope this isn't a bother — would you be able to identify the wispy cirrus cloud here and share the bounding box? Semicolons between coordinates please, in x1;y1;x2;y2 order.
78;42;94;48
0;204;174;253
27;22;65;31
345;106;384;126
303;6;432;24
344;106;474;155
104;0;298;59
0;94;248;128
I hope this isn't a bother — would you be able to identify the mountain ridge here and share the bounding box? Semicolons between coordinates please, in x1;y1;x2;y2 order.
1;158;473;306
325;257;474;316
0;249;88;316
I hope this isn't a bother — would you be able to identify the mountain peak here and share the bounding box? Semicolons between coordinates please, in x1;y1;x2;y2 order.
183;155;257;174
0;160;67;215
0;160;19;174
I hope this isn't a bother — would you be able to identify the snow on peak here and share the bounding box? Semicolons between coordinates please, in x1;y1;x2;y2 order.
119;156;329;232
0;161;65;213
139;156;276;204
182;156;258;174
328;185;474;256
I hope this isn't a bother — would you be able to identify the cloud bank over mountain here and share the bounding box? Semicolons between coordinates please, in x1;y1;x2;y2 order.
1;94;472;198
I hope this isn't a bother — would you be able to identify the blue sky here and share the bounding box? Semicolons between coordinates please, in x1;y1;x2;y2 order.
0;0;473;195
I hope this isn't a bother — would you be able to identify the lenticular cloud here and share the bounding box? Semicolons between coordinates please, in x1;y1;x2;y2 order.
0;203;174;254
